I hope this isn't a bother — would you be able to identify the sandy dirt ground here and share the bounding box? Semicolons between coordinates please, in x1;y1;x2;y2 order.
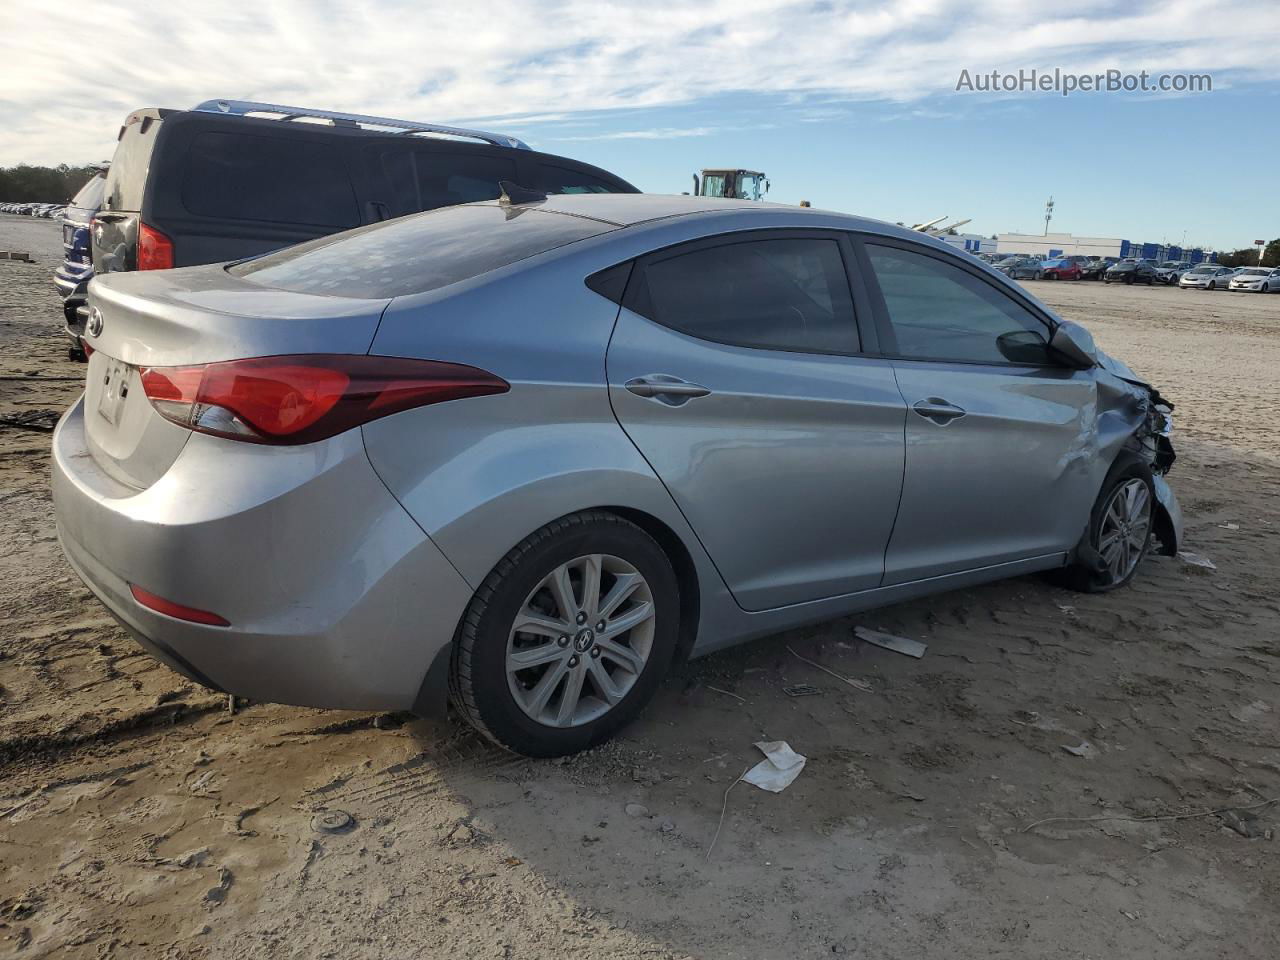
2;216;1278;959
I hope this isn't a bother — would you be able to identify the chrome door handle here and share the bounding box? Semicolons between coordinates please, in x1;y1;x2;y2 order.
912;397;966;425
624;375;712;403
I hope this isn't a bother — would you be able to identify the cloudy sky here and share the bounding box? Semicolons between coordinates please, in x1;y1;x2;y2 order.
3;0;1277;246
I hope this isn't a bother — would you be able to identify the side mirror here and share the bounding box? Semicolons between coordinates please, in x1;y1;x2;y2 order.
1049;320;1097;369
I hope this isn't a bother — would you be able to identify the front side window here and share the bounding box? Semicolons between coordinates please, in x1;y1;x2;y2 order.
867;244;1052;365
636;237;858;354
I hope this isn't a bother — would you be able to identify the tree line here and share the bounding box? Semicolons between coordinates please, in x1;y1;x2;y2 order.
1214;240;1280;269
0;164;101;203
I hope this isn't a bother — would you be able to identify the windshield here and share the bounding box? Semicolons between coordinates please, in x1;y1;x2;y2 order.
231;203;614;298
1239;268;1269;276
70;172;106;210
1189;266;1215;274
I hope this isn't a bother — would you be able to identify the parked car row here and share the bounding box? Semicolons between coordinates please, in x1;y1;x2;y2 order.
978;252;1276;292
1;201;66;217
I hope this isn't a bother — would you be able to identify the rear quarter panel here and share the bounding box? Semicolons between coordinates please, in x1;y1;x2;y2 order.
362;250;714;591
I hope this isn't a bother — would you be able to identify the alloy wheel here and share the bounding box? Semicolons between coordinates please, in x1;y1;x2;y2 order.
1097;479;1151;581
506;554;655;727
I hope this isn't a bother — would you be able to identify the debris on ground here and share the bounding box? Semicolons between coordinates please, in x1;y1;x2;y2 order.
705;684;746;703
742;741;807;793
1178;551;1217;570
1218;808;1270;839
624;802;649;818
0;409;59;432
854;626;928;659
1061;741;1096;759
786;646;873;691
311;810;355;834
783;684;822;698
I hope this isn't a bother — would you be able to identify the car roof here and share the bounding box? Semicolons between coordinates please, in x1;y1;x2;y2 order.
487;193;922;236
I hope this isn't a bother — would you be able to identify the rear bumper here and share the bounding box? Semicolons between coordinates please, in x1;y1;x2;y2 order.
54;262;92;300
52;397;474;711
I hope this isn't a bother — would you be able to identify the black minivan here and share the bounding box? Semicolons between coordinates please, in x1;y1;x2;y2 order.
78;99;638;347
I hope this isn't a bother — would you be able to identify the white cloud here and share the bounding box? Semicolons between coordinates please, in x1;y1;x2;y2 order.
1;0;1276;164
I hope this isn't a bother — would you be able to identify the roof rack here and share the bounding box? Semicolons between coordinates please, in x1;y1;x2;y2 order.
191;99;531;150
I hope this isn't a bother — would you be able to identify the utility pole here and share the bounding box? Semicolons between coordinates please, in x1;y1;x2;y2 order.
1043;196;1054;236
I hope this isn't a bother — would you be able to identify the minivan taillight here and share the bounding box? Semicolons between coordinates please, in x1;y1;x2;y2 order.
137;222;174;270
139;355;509;444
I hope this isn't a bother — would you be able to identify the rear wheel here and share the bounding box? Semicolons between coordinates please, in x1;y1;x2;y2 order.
449;511;680;757
1057;457;1155;593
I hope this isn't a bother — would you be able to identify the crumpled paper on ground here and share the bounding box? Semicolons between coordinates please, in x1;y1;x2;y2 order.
742;740;807;793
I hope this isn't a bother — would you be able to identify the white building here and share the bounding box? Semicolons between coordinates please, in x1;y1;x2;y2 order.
937;233;997;255
995;232;1125;259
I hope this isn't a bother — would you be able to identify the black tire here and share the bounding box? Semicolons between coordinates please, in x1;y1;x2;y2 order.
1207;281;1215;290
1124;274;1134;285
67;343;87;363
449;511;680;757
1055;455;1155;593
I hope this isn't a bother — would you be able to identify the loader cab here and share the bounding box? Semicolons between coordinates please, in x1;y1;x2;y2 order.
693;168;769;201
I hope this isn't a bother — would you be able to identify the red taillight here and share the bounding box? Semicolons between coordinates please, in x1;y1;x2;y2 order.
137;222;174;270
130;584;230;627
139;354;509;444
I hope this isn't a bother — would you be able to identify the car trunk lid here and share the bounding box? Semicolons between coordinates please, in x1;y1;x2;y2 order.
81;264;391;489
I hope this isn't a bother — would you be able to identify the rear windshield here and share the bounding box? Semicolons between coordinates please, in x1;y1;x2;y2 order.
70;172;106;210
103;115;161;212
230;203;613;298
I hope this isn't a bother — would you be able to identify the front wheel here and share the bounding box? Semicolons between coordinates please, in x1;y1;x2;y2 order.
449;511;680;757
1057;457;1155;593
1034;270;1043;280
1207;281;1216;290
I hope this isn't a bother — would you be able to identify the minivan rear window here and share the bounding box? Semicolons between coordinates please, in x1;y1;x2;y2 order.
230;204;614;298
182;131;359;228
103;116;161;212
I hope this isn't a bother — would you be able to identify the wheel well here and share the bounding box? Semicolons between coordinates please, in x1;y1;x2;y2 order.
598;506;702;664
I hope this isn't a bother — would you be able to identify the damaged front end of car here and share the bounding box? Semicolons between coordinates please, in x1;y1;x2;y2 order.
1094;350;1182;557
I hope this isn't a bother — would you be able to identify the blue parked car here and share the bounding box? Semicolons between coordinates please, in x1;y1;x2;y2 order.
54;166;107;360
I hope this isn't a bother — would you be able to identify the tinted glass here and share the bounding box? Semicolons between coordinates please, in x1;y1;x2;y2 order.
532;163;627;195
639;237;858;354
868;244;1051;365
182;131;358;228
103;116;161;211
231;204;612;298
416;152;516;208
70;173;106;210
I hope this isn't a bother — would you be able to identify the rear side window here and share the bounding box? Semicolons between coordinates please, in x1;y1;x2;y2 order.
370;147;518;215
182;132;359;228
231;204;612;298
635;237;859;354
867;244;1052;365
103;116;161;212
532;163;627;195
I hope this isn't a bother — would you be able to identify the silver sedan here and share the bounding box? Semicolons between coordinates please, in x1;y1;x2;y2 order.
52;194;1182;757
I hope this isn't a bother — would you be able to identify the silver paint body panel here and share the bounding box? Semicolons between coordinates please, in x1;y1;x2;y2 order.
51;195;1180;710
